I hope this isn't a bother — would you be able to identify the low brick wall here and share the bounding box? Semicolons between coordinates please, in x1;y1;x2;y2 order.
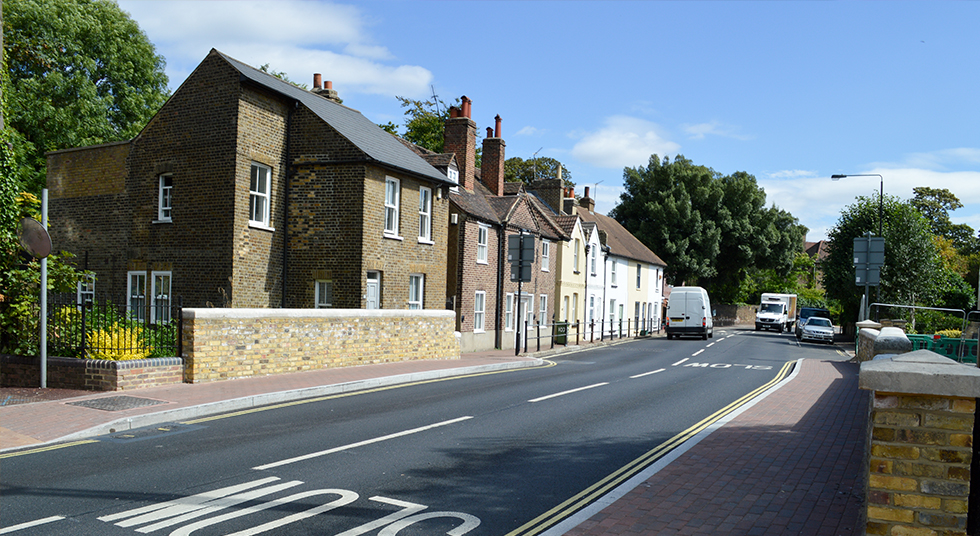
713;304;755;327
860;351;980;535
181;308;461;383
1;354;184;391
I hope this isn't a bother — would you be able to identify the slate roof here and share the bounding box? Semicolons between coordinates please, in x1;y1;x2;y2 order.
574;206;666;267
216;50;453;187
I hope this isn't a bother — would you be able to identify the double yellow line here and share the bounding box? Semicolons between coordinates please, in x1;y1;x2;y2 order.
506;359;797;536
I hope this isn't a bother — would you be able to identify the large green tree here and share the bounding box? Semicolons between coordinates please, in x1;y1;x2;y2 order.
822;195;973;325
610;155;805;302
504;156;573;186
910;186;979;255
4;0;169;194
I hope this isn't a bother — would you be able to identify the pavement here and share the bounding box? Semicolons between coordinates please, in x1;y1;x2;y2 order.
0;330;868;535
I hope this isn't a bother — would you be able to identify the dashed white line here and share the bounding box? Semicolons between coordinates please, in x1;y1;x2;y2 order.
0;516;65;534
529;383;609;403
253;416;473;470
706;343;715;347
672;358;689;367
692;350;705;357
630;368;666;379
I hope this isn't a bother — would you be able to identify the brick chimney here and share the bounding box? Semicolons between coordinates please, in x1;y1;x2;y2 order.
444;96;476;190
580;186;596;212
312;74;341;103
481;114;505;196
563;187;576;215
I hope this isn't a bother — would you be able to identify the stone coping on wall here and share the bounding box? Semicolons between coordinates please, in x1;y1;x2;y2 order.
184;308;456;320
859;350;980;398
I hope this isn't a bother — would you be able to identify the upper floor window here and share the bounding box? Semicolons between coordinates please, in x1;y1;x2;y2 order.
158;174;173;222
408;274;424;310
384;177;400;237
418;187;432;242
590;244;597;275
541;240;550;271
249;163;271;228
636;263;642;289
477;224;489;264
315;280;333;308
573;238;580;272
611;261;617;286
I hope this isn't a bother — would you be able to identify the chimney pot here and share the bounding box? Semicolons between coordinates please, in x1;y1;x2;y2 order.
486;127;493;138
313;73;322;89
585;186;590;198
494;115;502;138
325;80;333;89
461;96;472;118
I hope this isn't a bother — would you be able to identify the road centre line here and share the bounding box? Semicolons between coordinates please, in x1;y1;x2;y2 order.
630;369;665;379
0;516;65;534
252;416;473;471
706;343;714;347
671;358;689;367
528;383;609;403
692;350;705;357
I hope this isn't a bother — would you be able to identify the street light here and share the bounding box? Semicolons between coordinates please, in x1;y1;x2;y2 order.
831;173;884;237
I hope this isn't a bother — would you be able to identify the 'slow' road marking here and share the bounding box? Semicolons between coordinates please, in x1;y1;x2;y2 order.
0;516;64;534
630;369;665;379
529;383;608;403
253;416;473;470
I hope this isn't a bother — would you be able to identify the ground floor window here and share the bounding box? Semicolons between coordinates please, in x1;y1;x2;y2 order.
408;274;424;310
474;291;486;332
152;271;171;323
128;272;147;322
315;280;332;308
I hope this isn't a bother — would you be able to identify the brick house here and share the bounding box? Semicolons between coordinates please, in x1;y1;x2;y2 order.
443;105;567;352
46;49;456;315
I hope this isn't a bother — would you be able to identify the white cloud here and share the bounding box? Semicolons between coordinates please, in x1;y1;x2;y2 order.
889;148;980;171
119;0;433;98
681;121;752;141
515;126;543;136
571;116;681;169
768;169;818;180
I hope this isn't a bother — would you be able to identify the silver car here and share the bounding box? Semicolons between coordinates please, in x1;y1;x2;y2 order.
800;317;834;344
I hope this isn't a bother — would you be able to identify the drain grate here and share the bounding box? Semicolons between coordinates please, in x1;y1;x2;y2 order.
67;395;167;412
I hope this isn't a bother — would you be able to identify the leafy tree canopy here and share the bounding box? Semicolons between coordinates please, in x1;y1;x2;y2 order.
910;186;979;255
383;95;458;154
610;155;806;301
4;0;170;194
504;156;573;187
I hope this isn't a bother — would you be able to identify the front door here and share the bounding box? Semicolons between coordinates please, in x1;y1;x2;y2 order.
366;271;380;309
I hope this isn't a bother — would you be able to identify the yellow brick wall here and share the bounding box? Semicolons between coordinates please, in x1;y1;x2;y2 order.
181;308;461;382
866;392;974;535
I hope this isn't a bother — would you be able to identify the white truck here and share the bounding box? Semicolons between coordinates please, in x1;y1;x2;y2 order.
755;293;797;333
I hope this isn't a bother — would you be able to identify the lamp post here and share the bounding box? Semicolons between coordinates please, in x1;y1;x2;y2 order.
831;173;884;237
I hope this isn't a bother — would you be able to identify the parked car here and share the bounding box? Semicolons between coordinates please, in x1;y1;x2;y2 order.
800;317;835;344
796;307;831;340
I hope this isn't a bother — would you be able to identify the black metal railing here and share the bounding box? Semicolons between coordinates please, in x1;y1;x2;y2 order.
39;294;182;360
516;317;661;354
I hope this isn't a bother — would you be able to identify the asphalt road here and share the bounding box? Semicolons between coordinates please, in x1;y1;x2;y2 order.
0;327;843;535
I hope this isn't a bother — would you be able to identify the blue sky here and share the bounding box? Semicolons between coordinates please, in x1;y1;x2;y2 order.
118;0;980;242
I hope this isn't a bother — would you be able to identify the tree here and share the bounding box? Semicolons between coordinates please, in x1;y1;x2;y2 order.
387;95;455;154
504;156;573;187
911;186;979;254
611;155;722;287
821;195;969;326
611;155;805;302
4;0;170;194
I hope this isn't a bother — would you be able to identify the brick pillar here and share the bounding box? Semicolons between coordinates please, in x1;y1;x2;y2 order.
860;351;980;535
481;133;505;196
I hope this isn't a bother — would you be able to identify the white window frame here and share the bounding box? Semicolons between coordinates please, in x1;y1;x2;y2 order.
588;295;595;322
637;263;642;289
418;186;432;243
408;274;424;310
249;163;272;229
590;244;597;275
573;239;580;272
572;293;579;323
610;299;617;323
447;168;459;185
539;295;548;325
505;293;514;331
151;271;171;323
157;174;173;222
76;274;95;306
610;260;618;286
315;280;332;309
474;291;486;332
563;295;569;322
541;240;550;271
477;224;489;264
127;271;147;322
384;176;401;237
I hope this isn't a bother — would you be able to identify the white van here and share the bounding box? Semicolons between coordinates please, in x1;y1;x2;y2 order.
665;286;714;340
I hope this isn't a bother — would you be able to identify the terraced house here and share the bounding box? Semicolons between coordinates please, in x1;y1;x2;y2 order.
46;49;456;313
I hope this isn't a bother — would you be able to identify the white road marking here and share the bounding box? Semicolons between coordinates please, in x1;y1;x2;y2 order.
692;349;705;357
528;383;608;403
630;368;666;379
253;416;473;470
0;516;64;534
671;358;689;366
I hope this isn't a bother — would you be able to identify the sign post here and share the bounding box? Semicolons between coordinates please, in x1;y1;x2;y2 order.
853;232;884;321
507;232;534;355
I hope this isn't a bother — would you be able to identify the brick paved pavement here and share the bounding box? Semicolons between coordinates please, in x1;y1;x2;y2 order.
560;358;867;536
